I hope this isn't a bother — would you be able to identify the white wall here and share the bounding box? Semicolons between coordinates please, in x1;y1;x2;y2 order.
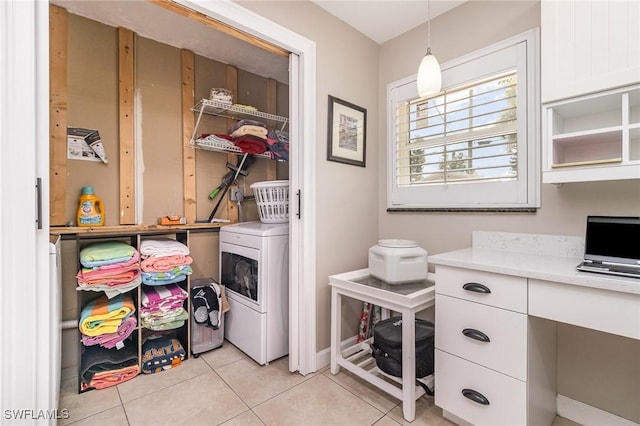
237;1;380;351
236;1;639;421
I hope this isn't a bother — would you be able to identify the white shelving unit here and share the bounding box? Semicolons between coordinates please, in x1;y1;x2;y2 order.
328;269;436;422
189;98;288;159
542;84;640;184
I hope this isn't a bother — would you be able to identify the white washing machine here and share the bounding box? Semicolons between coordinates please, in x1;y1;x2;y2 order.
219;221;288;365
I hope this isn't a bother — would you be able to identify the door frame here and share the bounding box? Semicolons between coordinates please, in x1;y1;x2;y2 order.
179;0;317;374
1;1;317;418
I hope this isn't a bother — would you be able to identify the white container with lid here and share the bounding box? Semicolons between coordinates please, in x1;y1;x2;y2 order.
368;239;428;284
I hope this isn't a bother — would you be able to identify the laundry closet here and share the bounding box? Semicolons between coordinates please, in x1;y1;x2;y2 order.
48;0;291;394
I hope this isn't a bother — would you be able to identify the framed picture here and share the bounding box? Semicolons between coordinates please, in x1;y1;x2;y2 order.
327;95;367;167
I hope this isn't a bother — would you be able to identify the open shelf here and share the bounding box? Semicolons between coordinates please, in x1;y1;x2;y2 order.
190;99;288;126
194;134;272;159
189;98;289;159
336;338;430;402
543;84;640;183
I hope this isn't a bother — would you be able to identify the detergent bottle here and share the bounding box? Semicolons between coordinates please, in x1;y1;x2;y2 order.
76;186;105;226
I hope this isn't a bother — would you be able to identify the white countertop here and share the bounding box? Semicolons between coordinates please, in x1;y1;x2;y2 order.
429;248;640;295
430;247;640;295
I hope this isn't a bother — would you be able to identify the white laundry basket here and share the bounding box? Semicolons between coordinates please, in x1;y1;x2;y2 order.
250;180;289;223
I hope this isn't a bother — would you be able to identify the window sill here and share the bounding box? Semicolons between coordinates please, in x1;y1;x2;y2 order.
386;208;537;214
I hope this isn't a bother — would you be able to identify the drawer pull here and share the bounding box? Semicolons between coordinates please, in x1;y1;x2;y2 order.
462;388;490;406
462;282;491;294
462;328;490;343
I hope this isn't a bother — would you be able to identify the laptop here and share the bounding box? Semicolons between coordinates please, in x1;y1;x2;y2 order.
576;216;640;279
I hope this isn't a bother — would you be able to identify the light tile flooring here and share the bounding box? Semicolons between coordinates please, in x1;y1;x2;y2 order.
60;341;579;426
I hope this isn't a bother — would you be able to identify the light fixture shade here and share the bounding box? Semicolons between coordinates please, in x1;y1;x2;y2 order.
417;53;442;97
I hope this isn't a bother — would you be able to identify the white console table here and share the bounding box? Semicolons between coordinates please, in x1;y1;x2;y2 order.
328;269;436;422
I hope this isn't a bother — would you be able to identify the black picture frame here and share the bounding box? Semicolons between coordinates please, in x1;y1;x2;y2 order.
327;95;367;167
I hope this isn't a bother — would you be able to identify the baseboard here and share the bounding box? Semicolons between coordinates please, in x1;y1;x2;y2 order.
442;410;472;426
557;394;639;426
315;335;358;371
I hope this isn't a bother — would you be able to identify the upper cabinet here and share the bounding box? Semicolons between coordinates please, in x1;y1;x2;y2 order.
541;0;640;184
541;0;640;103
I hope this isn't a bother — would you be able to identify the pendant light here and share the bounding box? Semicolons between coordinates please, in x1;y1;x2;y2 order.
417;0;441;97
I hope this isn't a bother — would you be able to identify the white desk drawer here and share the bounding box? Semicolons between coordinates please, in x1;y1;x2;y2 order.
435;294;528;381
436;266;527;313
435;350;527;426
529;279;640;340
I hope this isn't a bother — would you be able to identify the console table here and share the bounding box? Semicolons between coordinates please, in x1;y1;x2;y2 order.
328;269;436;422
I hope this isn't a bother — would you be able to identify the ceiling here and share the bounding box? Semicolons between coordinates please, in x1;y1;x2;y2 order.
51;0;291;83
51;1;466;85
311;0;467;44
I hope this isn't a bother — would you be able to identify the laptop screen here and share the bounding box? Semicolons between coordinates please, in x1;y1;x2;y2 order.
584;216;640;266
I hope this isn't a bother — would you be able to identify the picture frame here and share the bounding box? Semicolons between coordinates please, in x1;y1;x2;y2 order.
327;95;367;167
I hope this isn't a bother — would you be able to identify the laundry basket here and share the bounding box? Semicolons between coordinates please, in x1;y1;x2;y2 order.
250;180;289;223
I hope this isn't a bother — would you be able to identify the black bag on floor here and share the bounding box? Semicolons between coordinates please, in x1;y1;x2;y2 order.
370;316;435;380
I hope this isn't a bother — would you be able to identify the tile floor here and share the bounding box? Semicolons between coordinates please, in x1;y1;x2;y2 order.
59;341;579;426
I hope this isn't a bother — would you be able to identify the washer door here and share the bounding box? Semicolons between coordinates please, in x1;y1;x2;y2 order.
220;242;264;312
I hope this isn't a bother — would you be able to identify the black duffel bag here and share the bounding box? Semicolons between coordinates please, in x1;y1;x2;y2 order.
370;316;435;381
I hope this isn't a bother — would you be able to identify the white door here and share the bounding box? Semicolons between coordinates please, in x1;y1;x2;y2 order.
1;0;53;422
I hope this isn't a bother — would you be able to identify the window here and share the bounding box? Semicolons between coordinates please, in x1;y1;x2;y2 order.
387;30;540;209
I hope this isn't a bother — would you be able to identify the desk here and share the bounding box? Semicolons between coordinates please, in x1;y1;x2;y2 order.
329;269;435;422
430;244;640;425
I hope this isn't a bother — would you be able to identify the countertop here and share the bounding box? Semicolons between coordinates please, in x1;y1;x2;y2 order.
429;231;640;295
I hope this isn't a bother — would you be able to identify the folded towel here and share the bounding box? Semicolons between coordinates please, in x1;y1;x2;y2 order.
140;308;188;331
233;135;268;154
229;119;266;133
80;343;139;390
79;241;137;268
77;267;141;288
141;336;186;374
142;274;190;286
81;316;137;349
79;293;135;337
140;238;190;257
76;276;142;299
142;284;188;313
141;254;192;272
141;265;192;282
231;125;268;139
84;365;140;391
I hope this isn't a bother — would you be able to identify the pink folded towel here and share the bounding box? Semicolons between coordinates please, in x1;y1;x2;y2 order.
141;254;193;272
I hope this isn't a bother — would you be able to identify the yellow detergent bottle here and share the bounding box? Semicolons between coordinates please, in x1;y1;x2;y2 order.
76;186;105;226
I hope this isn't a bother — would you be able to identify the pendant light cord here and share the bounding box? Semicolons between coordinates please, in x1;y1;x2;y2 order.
427;0;431;54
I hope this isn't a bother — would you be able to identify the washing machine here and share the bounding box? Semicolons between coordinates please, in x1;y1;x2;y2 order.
219;221;288;364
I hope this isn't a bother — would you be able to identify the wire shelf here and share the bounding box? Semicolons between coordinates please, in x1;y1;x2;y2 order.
193;135;272;159
190;99;288;125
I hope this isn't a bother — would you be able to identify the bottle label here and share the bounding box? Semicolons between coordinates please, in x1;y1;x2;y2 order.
79;200;102;224
79;215;103;225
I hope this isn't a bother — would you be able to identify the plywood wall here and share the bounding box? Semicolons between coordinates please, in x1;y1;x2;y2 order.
60;12;289;226
66;15;120;226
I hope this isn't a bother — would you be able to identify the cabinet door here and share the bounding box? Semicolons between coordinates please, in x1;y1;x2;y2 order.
542;0;640;103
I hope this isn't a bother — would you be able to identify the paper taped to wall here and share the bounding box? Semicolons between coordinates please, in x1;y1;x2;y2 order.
67;127;108;163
